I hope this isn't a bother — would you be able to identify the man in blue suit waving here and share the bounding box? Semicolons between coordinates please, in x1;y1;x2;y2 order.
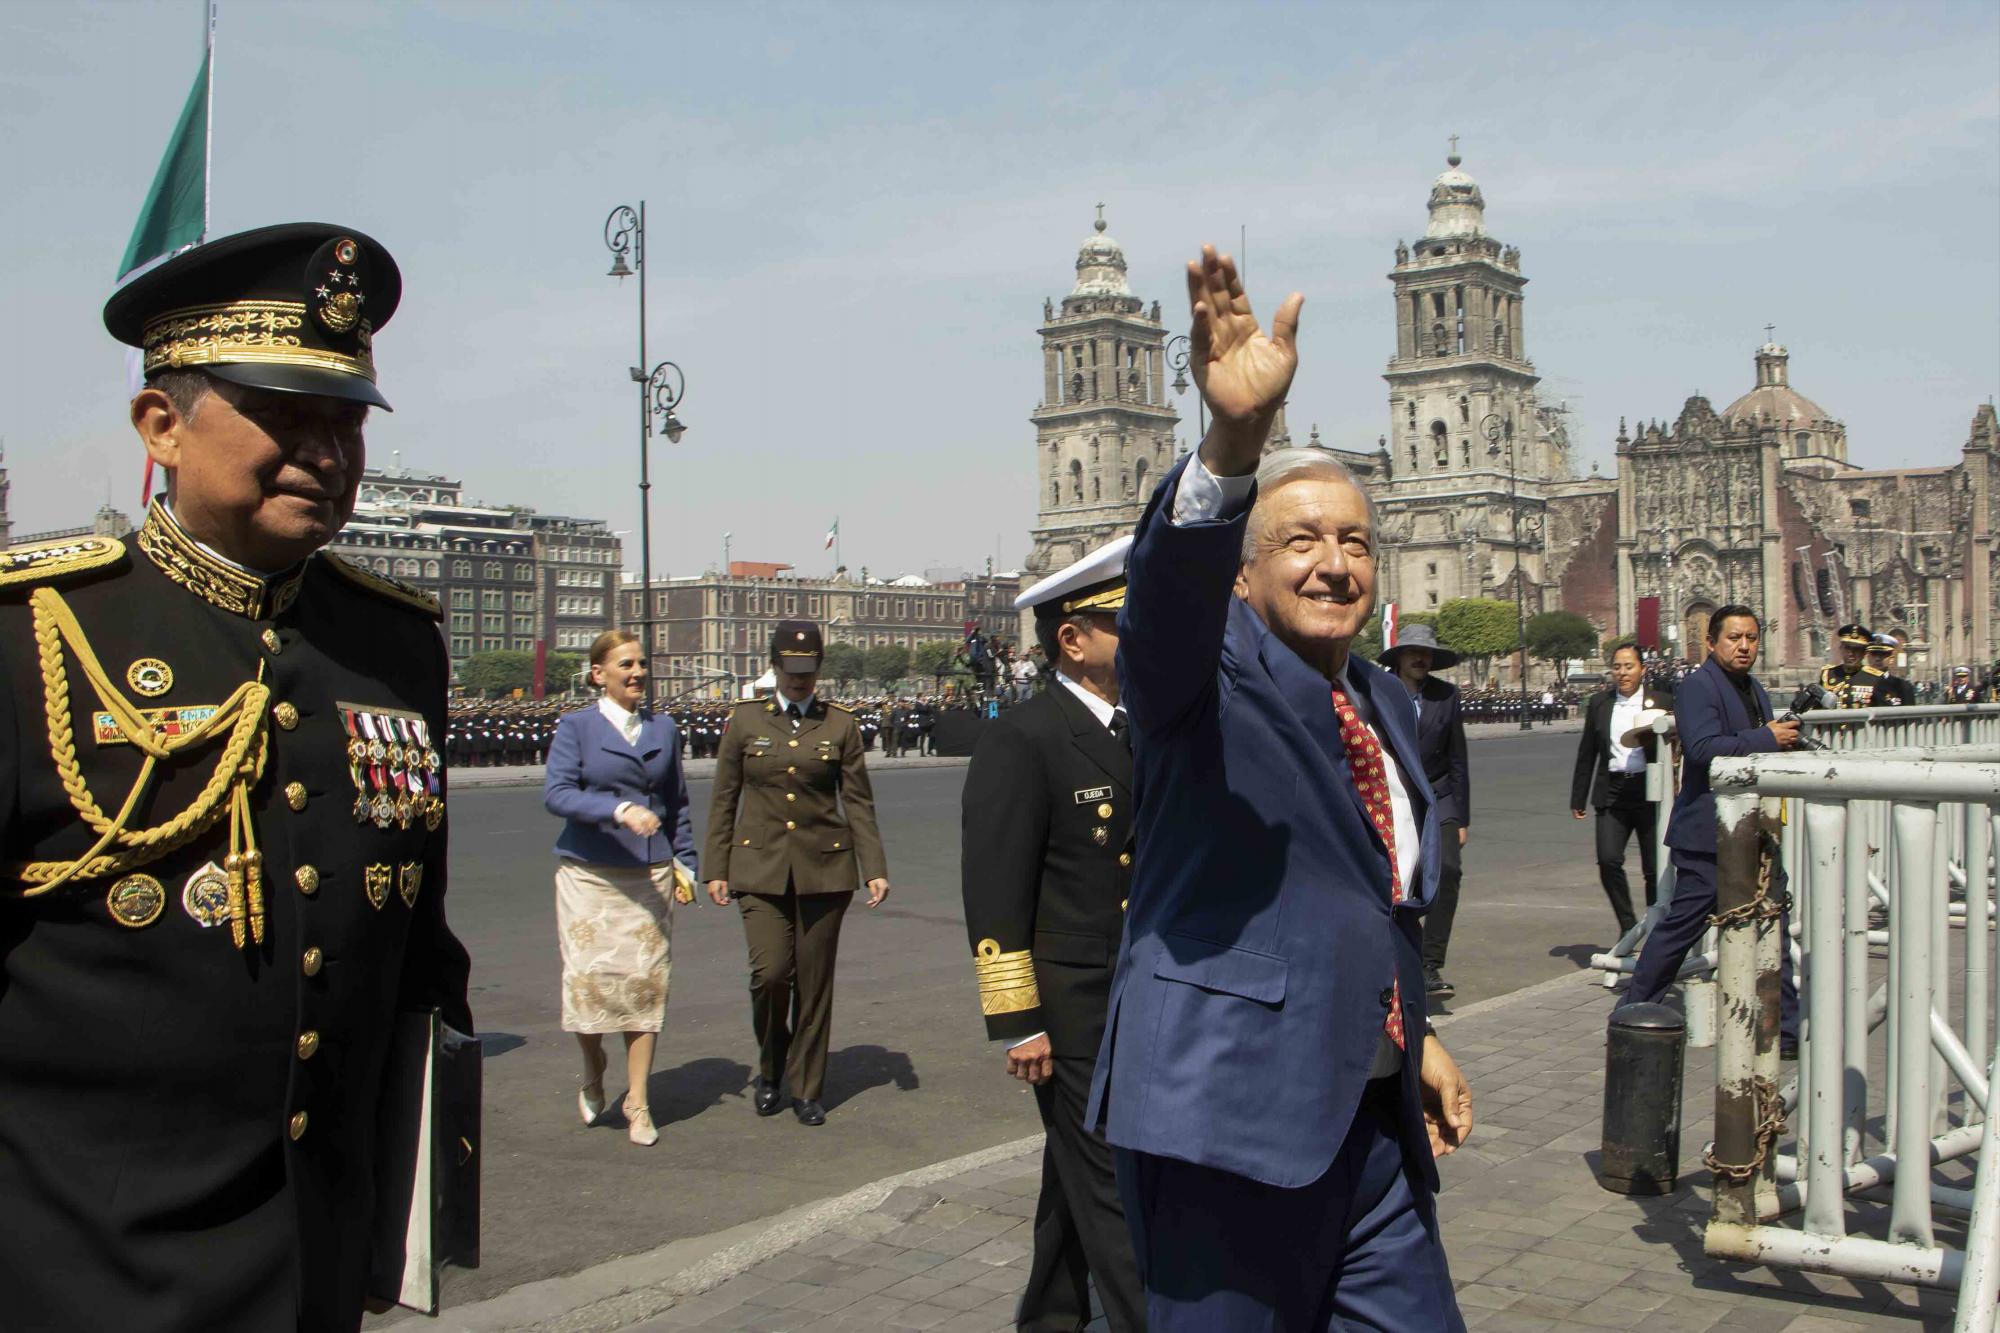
1087;245;1473;1330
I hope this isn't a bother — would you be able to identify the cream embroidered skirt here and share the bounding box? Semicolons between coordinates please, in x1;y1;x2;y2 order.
555;859;676;1034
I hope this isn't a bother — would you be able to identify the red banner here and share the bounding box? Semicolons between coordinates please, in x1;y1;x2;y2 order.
1635;597;1660;652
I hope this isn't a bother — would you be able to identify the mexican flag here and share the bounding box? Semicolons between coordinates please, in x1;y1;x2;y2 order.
118;47;210;280
824;518;839;551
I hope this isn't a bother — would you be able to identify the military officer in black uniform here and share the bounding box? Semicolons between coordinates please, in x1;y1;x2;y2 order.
0;225;473;1331
1822;623;1892;708
961;539;1142;1333
1865;632;1916;706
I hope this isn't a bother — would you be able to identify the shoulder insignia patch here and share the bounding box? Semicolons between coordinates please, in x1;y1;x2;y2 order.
321;553;442;620
0;535;126;590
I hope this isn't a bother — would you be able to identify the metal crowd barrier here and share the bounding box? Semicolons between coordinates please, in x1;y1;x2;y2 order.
1590;704;2000;1048
1702;751;2000;1327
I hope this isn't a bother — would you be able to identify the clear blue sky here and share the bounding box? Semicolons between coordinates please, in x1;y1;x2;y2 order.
3;0;1995;579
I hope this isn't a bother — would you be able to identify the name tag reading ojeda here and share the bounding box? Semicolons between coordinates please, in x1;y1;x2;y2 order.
1073;786;1112;805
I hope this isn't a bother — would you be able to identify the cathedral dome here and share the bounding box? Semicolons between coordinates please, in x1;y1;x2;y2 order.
1721;343;1834;427
1072;208;1131;297
1425;149;1486;240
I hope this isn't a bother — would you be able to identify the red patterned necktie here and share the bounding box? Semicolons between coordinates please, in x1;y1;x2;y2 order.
1330;687;1406;1050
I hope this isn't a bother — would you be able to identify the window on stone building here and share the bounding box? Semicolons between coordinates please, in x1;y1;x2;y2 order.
1409;442;1420;472
1432;322;1449;357
1426;562;1438;577
452;560;470;578
1051;476;1060;506
1428;591;1439;607
1850;499;1871;519
1092;474;1101;501
1070;460;1083;501
1135;458;1149;497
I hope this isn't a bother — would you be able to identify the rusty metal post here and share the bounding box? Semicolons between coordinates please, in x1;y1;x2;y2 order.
1709;790;1779;1230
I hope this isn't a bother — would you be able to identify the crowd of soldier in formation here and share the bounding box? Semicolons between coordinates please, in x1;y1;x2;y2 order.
444;688;1036;766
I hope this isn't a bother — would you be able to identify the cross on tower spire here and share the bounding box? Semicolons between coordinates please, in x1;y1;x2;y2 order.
1764;323;1777;342
1094;202;1106;233
1447;134;1460;166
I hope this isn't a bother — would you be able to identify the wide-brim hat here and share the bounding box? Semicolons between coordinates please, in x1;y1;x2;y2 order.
105;222;401;409
1379;621;1460;669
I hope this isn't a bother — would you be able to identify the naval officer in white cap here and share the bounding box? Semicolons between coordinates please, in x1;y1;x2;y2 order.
960;536;1143;1332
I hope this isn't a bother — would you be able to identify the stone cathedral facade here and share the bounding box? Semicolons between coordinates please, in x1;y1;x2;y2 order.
1021;161;2000;678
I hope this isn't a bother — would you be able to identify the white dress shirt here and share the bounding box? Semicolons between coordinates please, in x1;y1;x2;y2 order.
1606;687;1648;774
1054;669;1117;728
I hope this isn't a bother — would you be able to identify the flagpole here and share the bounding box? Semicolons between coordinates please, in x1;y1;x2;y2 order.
202;0;215;241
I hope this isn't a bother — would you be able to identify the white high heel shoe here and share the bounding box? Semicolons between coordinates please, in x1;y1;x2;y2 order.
579;1084;607;1127
625;1100;658;1147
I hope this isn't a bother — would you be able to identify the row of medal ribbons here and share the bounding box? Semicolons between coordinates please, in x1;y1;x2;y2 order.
338;705;443;830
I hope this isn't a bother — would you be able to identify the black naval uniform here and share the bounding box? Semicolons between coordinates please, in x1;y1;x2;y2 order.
961;679;1142;1332
0;508;473;1332
1821;660;1892;709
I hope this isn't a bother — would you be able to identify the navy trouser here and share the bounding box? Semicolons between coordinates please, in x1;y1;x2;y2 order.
1113;1079;1464;1332
1627;849;1798;1036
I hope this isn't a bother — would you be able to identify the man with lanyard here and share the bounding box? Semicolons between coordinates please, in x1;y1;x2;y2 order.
1821;622;1889;708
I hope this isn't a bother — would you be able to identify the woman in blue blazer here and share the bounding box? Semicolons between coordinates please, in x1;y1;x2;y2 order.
543;630;698;1147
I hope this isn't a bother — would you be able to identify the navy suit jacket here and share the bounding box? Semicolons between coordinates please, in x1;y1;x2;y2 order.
1663;657;1777;856
544;707;698;871
1086;455;1442;1191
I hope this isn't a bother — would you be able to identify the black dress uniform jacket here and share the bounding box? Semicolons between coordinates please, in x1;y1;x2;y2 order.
960;682;1132;1056
0;511;472;1333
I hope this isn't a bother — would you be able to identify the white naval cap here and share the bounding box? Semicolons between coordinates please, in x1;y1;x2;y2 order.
1014;535;1134;615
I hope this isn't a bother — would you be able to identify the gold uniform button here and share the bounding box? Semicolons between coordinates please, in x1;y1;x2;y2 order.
288;1111;309;1141
785;792;797;803
284;782;308;811
1119;852;1133;867
274;702;300;730
1121;898;1129;911
741;838;751;846
297;1031;320;1060
1098;803;1114;819
785;820;796;830
787;766;797;775
302;947;324;977
295;865;319;895
788;740;799;748
261;628;282;654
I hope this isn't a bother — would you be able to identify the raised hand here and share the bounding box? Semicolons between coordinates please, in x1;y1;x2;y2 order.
1186;244;1303;475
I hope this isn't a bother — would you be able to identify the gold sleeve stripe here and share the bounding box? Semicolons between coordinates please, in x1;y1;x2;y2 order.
974;938;1040;1017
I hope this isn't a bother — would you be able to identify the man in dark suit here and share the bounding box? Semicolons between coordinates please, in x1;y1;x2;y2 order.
1626;606;1800;1040
1380;623;1471;1000
961;536;1143;1333
1865;632;1916;706
1570;643;1675;934
1088;245;1471;1330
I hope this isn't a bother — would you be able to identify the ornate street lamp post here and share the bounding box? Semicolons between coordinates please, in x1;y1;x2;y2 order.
1484;413;1541;730
604;202;690;704
1163;334;1207;447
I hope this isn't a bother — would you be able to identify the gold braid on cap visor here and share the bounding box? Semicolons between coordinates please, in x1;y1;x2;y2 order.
141;300;377;382
1060;583;1126;615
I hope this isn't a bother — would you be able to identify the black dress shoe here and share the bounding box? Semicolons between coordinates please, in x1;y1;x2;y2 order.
753;1079;783;1117
1425;970;1455;1000
1779;1036;1799;1062
793;1098;826;1126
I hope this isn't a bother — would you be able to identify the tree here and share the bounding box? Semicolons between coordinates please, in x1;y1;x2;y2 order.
1526;611;1600;680
821;642;866;692
864;643;911;691
911;639;961;686
1352;609;1436;668
1436;598;1520;685
545;651;582;696
458;650;537;697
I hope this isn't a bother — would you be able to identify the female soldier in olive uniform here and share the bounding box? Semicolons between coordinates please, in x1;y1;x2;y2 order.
703;623;889;1125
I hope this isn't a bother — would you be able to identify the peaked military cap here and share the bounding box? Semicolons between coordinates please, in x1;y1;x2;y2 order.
1015;535;1132;618
104;222;401;409
1866;632;1900;654
1836;623;1873;647
772;620;824;670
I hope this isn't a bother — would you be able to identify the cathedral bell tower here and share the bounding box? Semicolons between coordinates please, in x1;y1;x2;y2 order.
1023;208;1179;591
1377;147;1559;633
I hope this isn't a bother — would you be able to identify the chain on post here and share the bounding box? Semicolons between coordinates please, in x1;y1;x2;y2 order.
1703;1075;1787;1183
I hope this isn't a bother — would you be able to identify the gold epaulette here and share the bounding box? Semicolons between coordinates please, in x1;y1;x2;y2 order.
321;553;441;619
974;938;1040;1017
827;701;853;715
0;536;125;590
